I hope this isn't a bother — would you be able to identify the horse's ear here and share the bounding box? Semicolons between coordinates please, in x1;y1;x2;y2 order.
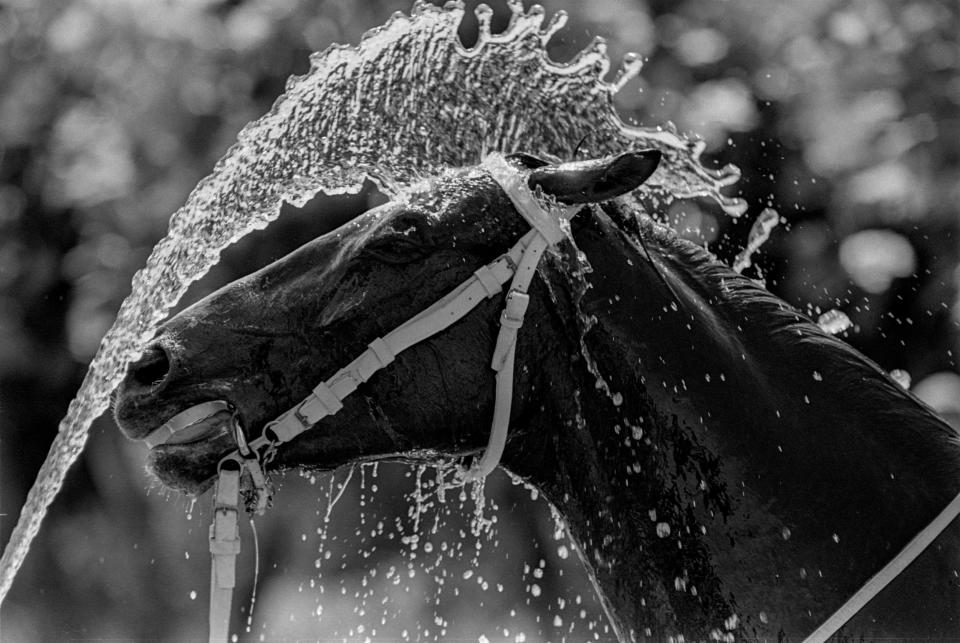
527;150;662;204
505;152;552;169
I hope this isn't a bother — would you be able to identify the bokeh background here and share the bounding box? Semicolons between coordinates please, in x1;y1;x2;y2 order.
2;0;959;640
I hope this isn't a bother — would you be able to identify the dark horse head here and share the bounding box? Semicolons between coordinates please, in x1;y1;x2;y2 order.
114;153;960;639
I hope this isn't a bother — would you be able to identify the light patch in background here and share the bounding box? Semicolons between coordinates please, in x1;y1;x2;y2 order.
802;89;904;175
681;79;757;148
45;103;136;208
673;27;729;67
912;372;960;431
838;228;915;294
665;201;719;245
846;162;913;207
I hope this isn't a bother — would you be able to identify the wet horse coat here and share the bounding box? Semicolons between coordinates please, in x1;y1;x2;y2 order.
114;155;960;639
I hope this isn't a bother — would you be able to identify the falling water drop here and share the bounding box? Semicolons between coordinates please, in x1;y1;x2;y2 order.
890;368;911;389
817;309;853;335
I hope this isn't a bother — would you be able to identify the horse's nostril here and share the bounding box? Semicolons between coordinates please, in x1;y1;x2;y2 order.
130;345;171;387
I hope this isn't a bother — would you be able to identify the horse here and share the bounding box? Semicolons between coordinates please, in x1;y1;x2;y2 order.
113;152;960;640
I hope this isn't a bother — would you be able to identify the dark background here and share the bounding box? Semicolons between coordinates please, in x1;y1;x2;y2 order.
1;0;958;640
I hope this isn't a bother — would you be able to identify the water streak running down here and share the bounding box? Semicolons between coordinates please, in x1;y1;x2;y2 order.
0;0;744;601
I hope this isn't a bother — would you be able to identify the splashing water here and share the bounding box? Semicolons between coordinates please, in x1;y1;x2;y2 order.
889;368;912;390
733;207;780;274
0;0;745;602
297;461;606;642
817;309;853;335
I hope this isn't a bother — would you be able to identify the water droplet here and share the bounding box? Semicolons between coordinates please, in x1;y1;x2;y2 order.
817;309;853;335
656;522;671;538
189;590;197;600
733;208;779;273
812;371;822;381
890;368;911;389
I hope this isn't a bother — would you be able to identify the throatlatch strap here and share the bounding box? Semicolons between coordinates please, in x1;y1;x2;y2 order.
462;155;576;480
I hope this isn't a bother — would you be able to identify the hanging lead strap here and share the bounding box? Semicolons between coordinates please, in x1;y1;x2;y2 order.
209;466;241;643
802;491;960;642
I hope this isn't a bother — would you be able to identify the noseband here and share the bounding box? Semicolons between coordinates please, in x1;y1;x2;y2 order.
144;153;576;642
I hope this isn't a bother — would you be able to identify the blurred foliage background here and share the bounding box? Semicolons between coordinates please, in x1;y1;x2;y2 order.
1;0;959;640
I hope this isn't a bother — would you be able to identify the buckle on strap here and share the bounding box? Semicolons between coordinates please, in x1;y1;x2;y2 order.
500;290;529;329
492;290;529;371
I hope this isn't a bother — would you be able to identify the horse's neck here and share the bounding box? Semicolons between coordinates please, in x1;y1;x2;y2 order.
502;210;746;636
505;203;960;637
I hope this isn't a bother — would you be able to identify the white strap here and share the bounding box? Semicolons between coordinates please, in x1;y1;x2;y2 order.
209;468;241;643
803;490;960;642
144;400;231;448
484;153;569;244
262;231;538;444
461;155;577;481
461;235;549;482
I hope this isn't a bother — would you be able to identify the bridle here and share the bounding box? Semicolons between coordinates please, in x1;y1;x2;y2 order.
140;153;960;643
143;152;576;642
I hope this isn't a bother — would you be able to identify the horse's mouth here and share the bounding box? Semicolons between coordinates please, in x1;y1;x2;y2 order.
142;404;241;495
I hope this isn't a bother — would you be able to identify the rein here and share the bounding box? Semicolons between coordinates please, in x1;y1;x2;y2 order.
141;153;960;641
144;153;575;642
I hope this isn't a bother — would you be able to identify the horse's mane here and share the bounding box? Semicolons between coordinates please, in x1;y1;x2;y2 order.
592;198;960;488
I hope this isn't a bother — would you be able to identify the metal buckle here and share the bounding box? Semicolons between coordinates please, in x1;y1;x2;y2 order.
224;411;271;514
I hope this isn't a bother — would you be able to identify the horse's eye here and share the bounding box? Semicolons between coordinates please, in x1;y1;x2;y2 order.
362;211;434;265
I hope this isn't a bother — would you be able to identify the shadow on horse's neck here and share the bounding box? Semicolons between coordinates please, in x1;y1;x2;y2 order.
501;201;960;638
